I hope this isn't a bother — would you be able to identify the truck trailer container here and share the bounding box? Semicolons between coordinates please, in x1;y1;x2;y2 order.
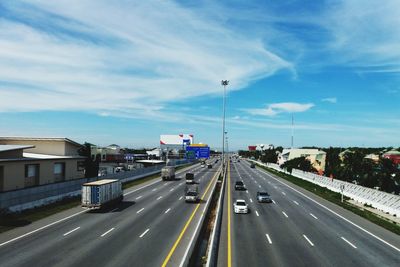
82;179;123;208
161;166;175;181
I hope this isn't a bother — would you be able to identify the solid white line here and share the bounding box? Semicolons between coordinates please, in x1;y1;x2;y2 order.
250;198;253;203
310;213;318;220
303;234;314;246
341;237;357;249
265;234;272;244
157;196;163;200
255;211;259;217
136;195;143;200
63;227;80;236
165;208;171;214
101;228;115;237
293;200;299;205
0;209;87;247
282;211;288;218
179;196;183;200
282;192;286;196
261;170;400;253
139;229;150;238
137;208;144;214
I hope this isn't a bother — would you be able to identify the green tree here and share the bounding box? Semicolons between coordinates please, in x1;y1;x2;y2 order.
282;156;316;173
78;142;100;178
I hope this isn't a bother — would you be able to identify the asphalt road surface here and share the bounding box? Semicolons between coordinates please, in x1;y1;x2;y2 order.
0;162;220;267
217;160;400;267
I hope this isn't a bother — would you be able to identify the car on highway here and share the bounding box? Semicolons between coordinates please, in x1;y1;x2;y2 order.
234;181;246;190
250;163;255;168
207;163;212;169
256;191;272;203
233;199;249;214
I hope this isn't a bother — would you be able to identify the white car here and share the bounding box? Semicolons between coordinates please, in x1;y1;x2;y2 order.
234;199;249;214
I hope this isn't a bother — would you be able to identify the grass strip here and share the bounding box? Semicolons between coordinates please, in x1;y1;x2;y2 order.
258;165;400;235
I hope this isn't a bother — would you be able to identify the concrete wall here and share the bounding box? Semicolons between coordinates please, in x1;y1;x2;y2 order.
0;160;194;212
0;159;85;192
0;149;23;159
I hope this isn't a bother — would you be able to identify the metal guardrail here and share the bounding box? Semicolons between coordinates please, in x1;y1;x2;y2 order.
205;163;226;267
250;160;400;217
0;162;192;212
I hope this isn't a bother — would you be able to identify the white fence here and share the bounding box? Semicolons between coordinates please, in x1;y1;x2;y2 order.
252;161;400;217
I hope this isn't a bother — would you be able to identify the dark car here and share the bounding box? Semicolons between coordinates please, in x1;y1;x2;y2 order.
257;191;272;203
235;181;246;190
250;163;255;168
207;164;212;169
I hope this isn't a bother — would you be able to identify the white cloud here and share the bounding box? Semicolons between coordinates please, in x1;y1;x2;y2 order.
323;0;400;72
244;102;314;117
0;0;292;116
321;97;337;103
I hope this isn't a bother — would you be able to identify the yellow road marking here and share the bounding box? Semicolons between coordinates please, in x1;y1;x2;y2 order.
161;168;221;267
227;160;232;267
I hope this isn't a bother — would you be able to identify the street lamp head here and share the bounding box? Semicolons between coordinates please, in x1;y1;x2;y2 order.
221;80;229;86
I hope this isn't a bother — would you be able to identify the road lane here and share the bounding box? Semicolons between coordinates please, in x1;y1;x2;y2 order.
0;162;220;267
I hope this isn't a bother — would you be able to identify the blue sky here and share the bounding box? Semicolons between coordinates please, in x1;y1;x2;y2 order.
0;0;399;150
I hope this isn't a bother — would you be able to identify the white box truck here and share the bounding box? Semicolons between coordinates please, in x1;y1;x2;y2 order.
161;166;175;181
82;179;123;208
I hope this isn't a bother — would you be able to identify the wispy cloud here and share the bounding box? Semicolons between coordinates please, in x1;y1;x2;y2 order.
322;0;400;73
244;102;314;117
0;0;292;116
321;97;337;103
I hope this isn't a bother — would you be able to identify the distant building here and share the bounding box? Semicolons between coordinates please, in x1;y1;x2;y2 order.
383;150;400;165
364;153;380;163
146;148;161;158
277;148;326;174
91;144;125;163
0;137;85;192
248;146;257;151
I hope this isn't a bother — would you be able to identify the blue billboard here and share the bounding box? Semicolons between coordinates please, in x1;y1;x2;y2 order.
186;145;210;159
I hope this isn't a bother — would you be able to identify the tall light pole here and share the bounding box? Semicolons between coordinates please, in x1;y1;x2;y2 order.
221;80;229;176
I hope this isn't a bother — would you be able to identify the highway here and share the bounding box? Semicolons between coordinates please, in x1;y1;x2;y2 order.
0;162;220;267
217;160;400;267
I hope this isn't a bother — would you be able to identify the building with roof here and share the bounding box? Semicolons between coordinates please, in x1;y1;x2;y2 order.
91;144;125;163
277;148;326;174
0;137;85;192
383;150;400;165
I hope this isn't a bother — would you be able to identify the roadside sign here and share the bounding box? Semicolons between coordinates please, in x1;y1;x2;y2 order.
186;145;210;159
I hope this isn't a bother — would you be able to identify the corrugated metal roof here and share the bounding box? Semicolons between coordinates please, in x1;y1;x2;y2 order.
0;137;82;147
0;145;35;152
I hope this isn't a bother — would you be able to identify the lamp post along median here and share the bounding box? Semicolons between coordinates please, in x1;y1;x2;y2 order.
221;80;229;177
